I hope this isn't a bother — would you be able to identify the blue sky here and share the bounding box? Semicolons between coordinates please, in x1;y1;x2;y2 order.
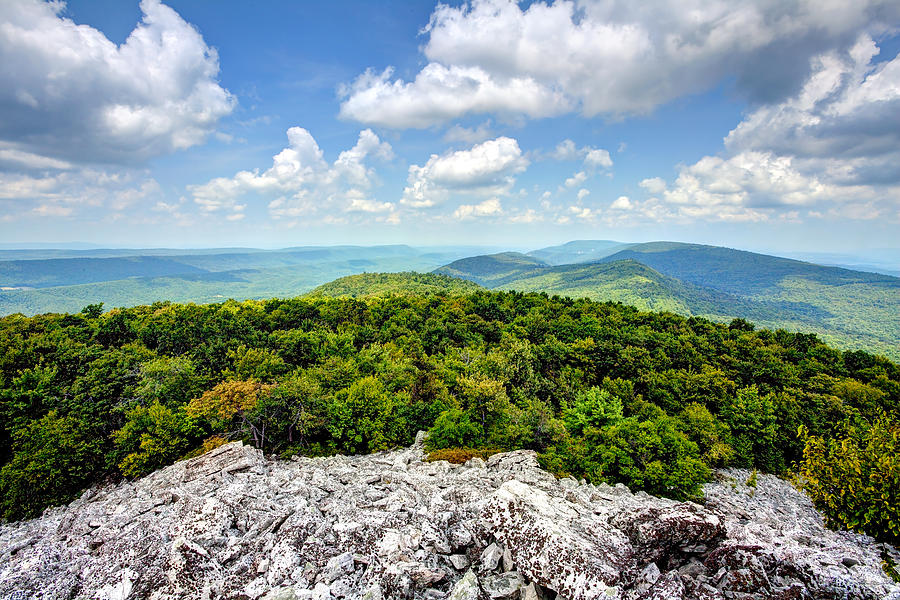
1;0;899;253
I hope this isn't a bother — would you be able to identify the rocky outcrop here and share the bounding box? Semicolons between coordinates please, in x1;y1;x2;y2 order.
1;435;898;600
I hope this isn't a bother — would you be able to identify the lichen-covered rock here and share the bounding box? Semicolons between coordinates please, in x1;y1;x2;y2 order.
0;440;897;600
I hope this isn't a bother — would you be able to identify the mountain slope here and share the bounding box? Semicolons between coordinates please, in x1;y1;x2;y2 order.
598;242;899;295
595;242;900;357
0;256;209;288
436;244;900;359
433;252;548;286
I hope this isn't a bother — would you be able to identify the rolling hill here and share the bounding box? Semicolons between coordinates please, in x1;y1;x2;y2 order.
0;246;487;315
433;252;548;286
308;272;482;298
435;243;900;360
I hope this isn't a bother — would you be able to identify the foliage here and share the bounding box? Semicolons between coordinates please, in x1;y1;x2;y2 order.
186;379;274;448
564;387;623;436
0;411;105;520
326;377;400;454
0;286;897;538
427;409;484;449
309;272;482;298
114;401;201;477
797;418;900;543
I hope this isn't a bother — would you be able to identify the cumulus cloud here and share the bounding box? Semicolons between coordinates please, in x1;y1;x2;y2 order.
725;36;900;174
551;139;613;169
444;121;496;144
402;136;528;208
610;195;632;210
0;0;234;165
453;197;503;220
189;128;394;220
339;0;898;128
584;148;613;169
339;64;570;128
564;171;587;188
649;36;900;223
0;169;163;221
639;177;667;194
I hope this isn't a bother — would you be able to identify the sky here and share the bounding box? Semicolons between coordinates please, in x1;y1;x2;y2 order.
0;0;899;253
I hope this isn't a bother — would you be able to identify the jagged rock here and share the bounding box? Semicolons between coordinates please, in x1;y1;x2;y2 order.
481;571;525;598
448;570;482;600
0;440;897;600
519;582;548;600
448;554;471;570
480;543;503;572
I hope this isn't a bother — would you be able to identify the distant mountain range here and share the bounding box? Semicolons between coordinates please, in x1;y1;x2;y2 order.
1;240;898;359
435;241;900;359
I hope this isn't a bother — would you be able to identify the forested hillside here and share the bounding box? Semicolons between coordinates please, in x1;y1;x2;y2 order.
309;272;482;297
1;286;897;542
439;245;900;359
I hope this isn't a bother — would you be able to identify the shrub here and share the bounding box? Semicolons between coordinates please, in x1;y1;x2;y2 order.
327;376;400;454
797;417;900;543
425;447;499;464
587;416;710;500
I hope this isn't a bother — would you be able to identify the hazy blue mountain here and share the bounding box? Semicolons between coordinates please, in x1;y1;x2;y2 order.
527;240;633;265
597;242;900;296
0;248;477;315
0;257;208;288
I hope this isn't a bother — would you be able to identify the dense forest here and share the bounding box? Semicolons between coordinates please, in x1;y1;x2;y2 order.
0;285;897;543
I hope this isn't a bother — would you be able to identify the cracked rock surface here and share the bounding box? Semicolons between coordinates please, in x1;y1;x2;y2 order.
1;434;898;600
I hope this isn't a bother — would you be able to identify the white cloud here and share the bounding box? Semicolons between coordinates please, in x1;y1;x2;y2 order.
576;188;590;200
552;139;578;161
610;195;632;210
340;0;899;128
189;127;394;220
584;148;613;168
564;171;587;188
508;208;542;223
347;198;394;213
551;140;613;169
569;205;598;221
444;121;495;144
402;136;528;208
724;35;900;179
639;177;667;194
0;169;164;221
338;64;570;128
0;0;235;165
453;197;503;220
646;36;900;223
660;151;876;222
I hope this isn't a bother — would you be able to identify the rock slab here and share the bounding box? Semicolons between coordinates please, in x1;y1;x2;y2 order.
1;440;898;600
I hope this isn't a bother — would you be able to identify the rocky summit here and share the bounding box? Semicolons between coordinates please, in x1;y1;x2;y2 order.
1;434;898;600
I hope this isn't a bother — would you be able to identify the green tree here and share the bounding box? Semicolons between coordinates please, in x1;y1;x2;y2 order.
135;356;205;406
114;402;201;477
327;376;399;454
0;411;105;520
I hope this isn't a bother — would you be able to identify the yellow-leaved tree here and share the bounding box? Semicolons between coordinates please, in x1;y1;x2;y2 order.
186;379;274;449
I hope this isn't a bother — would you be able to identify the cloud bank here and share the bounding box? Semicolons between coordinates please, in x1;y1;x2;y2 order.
0;0;234;165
